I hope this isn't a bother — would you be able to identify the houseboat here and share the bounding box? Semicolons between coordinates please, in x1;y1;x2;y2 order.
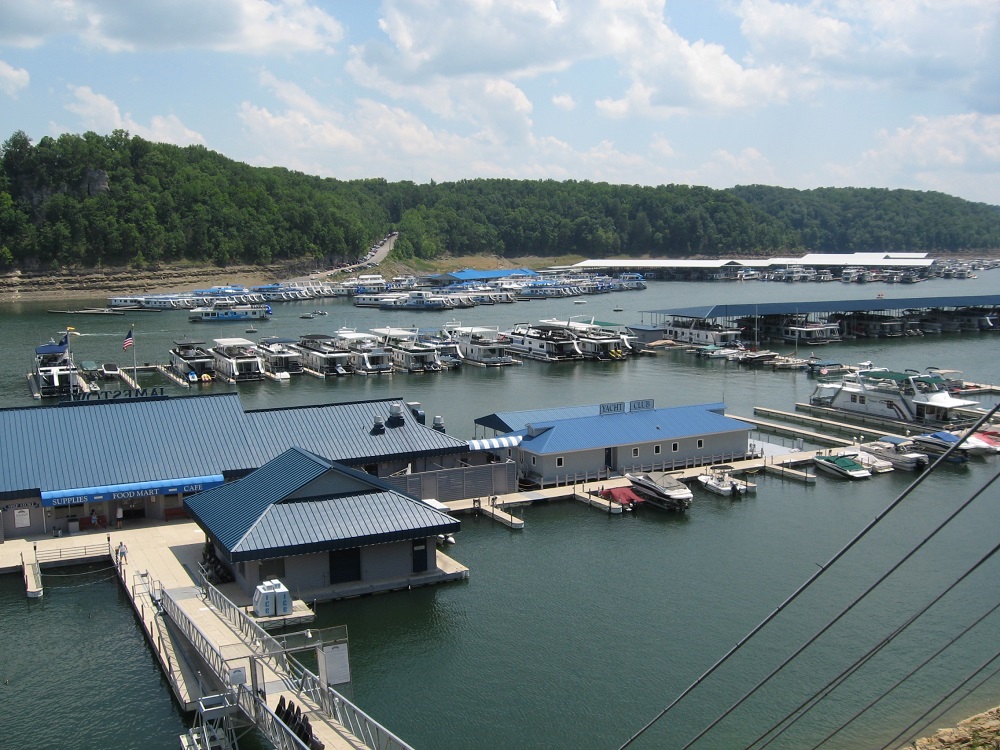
256;337;304;380
28;335;86;399
208;338;265;382
379;290;453;310
189;301;272;322
502;323;584;361
334;330;394;374
293;334;352;376
442;325;517;367
809;370;983;428
169;339;216;383
627;315;743;347
372;328;443;373
538;318;634;360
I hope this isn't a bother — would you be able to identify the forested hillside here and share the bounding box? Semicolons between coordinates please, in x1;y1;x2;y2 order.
2;129;998;272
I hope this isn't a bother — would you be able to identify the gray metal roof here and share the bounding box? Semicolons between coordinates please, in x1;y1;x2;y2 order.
184;448;459;562
0;394;268;499
638;294;1000;320
475;403;606;433
0;393;468;499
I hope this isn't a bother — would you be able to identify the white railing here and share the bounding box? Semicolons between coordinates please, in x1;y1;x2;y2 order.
195;569;411;750
35;541;111;564
161;588;232;685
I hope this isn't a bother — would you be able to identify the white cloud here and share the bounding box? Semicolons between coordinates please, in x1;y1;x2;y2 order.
65;85;205;145
552;93;575;111
843;113;1000;200
0;0;344;54
0;59;29;96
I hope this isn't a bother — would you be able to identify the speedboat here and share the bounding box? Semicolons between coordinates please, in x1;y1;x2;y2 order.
861;438;929;471
833;447;893;473
599;486;646;511
697;465;753;496
912;432;971;463
813;454;872;479
625;472;693;510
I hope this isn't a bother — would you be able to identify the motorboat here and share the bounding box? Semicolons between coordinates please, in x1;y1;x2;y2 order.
832;447;893;473
624;472;693;511
599;486;646;510
861;437;929;471
911;431;971;463
813;454;872;479
947;429;999;455
697;465;754;496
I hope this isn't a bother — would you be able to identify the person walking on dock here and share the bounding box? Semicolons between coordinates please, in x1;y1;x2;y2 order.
118;541;128;564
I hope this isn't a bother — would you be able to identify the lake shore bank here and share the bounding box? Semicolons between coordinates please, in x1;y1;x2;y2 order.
909;706;1000;748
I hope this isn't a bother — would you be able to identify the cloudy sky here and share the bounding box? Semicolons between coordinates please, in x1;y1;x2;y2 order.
1;1;998;203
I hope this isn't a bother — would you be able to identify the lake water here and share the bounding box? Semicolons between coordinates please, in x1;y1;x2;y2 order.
2;274;999;749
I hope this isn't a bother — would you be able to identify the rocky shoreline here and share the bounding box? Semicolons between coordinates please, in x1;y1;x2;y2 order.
908;706;1000;749
0;263;294;304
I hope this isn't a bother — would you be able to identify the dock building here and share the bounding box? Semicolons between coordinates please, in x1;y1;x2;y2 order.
0;393;516;543
184;447;463;602
475;400;753;487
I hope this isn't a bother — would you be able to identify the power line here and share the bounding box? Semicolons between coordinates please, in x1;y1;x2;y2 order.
618;402;1000;750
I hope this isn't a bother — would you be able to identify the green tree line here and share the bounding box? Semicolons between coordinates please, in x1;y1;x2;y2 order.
2;129;998;271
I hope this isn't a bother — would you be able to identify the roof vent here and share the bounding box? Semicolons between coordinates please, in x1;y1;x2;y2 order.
372;415;385;434
432;415;446;433
388;402;405;425
407;401;426;424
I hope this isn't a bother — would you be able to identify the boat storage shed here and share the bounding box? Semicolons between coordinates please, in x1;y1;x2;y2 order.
184;447;463;602
478;401;753;487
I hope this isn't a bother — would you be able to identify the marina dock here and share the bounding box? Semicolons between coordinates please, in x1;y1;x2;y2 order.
0;523;413;750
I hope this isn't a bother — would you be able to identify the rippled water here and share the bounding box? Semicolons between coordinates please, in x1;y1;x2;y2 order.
2;274;999;749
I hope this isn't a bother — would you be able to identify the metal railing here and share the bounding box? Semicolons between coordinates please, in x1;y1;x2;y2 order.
283;657;413;750
160;588;233;685
233;685;311;750
35;542;111;564
197;568;412;750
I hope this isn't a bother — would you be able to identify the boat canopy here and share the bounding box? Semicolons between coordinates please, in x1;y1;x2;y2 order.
467;435;523;451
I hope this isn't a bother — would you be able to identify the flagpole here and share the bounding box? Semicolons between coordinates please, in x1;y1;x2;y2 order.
132;322;137;383
66;326;75;401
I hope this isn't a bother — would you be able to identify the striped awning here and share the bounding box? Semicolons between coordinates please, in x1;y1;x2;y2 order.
467;435;523;452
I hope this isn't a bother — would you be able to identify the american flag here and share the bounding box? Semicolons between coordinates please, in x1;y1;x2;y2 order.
122;329;134;351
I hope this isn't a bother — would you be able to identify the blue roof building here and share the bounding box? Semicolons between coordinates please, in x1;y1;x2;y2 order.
185;448;463;602
476;400;753;487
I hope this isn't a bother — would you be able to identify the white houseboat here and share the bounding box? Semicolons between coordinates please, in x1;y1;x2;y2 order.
627;315;743;347
189;301;272;323
372;328;443;373
539;317;634;360
502;323;584;361
208;338;265;382
256;337;304;380
441;325;517;367
809;370;982;427
293;334;352;376
28;335;86;399
334;330;394;374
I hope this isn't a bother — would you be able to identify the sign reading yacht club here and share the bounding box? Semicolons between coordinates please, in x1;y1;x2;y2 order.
600;399;654;415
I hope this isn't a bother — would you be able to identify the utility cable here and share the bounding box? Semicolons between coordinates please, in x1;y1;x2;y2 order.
803;599;1000;750
618;401;1000;750
745;465;1000;750
878;648;1000;750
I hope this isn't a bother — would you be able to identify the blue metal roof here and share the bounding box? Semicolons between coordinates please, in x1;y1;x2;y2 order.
184;448;458;562
475;403;605;433
0;393;468;499
505;404;751;454
639;294;1000;320
433;268;538;282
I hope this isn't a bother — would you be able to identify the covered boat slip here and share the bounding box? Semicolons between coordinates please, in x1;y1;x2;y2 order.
633;293;1000;335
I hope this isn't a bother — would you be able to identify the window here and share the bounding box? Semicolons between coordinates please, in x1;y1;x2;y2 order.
672;442;679;452
697;439;704;449
654;445;661;455
259;558;285;580
631;448;639;458
531;456;536;466
556;457;564;468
